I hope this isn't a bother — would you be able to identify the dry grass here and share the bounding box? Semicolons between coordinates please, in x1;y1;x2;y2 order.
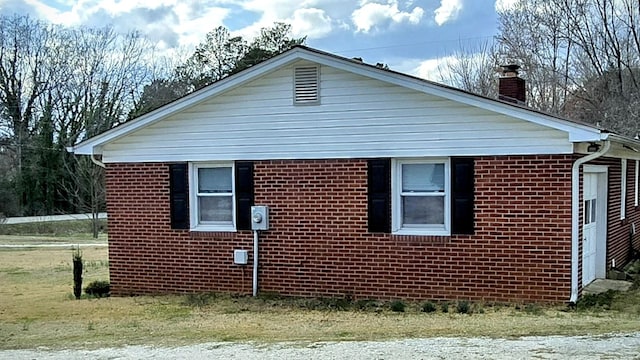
1;246;640;350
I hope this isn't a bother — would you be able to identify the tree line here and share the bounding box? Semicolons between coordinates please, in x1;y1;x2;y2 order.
440;0;640;137
0;14;304;229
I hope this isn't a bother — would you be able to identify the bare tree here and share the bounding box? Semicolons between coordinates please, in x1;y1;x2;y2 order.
53;27;155;234
436;40;500;98
557;0;640;135
489;0;640;135
0;14;156;219
0;15;59;214
62;156;105;238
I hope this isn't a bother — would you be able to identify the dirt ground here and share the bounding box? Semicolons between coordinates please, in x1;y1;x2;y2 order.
3;333;640;359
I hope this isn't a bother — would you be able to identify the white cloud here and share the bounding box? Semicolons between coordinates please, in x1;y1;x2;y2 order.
352;0;424;33
434;0;463;26
392;56;458;81
414;57;456;81
290;8;333;39
18;0;231;51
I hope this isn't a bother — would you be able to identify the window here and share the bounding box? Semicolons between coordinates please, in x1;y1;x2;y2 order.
584;198;597;225
392;159;450;235
190;163;235;231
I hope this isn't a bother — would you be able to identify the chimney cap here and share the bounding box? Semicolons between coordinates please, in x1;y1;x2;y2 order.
500;64;521;75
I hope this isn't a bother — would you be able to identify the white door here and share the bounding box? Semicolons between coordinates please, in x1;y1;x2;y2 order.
582;173;598;286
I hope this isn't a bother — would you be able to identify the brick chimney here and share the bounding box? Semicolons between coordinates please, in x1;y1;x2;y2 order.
498;64;526;104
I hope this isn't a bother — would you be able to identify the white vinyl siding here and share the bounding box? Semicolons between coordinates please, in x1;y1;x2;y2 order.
102;63;574;163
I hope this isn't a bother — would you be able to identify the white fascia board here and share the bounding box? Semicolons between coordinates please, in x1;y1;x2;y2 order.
70;49;309;155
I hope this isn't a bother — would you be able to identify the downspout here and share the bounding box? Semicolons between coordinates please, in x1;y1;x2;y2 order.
65;145;105;168
570;140;610;303
91;152;106;168
253;230;259;297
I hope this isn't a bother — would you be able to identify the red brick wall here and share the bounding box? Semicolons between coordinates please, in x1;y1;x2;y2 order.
106;155;574;302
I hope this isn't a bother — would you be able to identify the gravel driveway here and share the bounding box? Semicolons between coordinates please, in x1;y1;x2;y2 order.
4;333;640;359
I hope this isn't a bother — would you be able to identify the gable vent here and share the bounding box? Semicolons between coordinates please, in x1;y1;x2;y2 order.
294;66;319;104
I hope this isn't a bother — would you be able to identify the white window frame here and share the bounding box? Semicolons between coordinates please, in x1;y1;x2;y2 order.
392;158;451;236
189;162;236;232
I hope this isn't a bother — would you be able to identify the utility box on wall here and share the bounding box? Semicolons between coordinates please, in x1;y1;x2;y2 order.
233;250;248;265
251;206;269;231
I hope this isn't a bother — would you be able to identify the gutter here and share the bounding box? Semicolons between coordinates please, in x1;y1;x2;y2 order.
570;140;611;303
66;145;106;169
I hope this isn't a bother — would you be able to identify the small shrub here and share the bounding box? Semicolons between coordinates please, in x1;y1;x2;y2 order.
523;303;543;315
302;297;353;311
72;247;83;300
576;290;618;311
456;300;471;314
355;299;381;311
421;301;437;313
390;300;406;312
84;280;110;298
441;302;449;313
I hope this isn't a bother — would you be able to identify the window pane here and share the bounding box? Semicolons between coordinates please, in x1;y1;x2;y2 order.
199;196;232;222
591;199;597;223
402;163;444;192
584;200;591;224
402;196;444;225
199;167;232;193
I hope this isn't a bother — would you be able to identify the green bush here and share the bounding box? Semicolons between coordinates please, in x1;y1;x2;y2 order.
84;280;110;298
456;300;471;314
576;290;617;311
421;301;437;313
441;302;449;313
389;300;406;312
523;303;543;315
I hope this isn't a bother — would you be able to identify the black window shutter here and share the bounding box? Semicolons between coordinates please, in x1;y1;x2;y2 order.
169;163;189;230
451;157;475;235
368;159;391;233
235;161;254;231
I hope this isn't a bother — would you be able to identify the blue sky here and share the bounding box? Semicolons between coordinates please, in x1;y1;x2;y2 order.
0;0;516;79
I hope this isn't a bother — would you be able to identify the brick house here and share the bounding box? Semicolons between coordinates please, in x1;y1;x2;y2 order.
69;46;640;303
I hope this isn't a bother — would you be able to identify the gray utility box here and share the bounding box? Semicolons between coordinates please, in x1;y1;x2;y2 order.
251;206;269;231
233;249;249;265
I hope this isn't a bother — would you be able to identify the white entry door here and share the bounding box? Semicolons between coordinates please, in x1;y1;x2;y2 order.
582;172;598;286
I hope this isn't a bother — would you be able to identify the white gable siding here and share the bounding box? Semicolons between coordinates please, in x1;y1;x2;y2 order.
102;63;573;163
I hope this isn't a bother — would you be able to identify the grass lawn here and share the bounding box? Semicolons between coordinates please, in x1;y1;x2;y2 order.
1;238;640;350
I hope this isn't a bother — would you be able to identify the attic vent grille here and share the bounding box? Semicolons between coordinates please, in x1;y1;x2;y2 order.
294;66;319;104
